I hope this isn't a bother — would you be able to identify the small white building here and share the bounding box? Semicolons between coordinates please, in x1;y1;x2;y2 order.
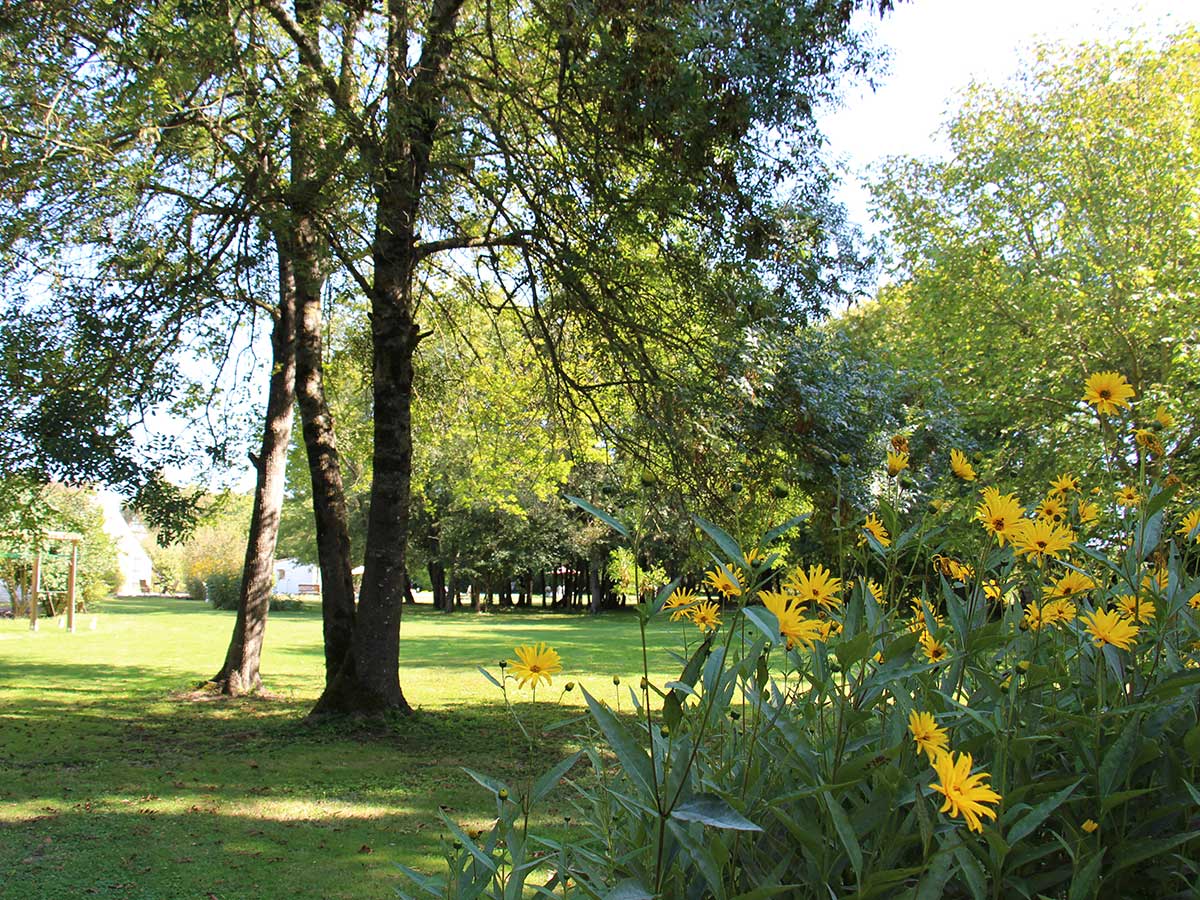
96;489;155;595
274;559;322;595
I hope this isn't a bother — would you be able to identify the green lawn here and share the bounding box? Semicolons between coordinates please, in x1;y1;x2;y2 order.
0;596;690;900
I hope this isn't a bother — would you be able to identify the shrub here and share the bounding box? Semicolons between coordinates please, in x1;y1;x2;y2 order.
204;573;241;610
400;372;1200;898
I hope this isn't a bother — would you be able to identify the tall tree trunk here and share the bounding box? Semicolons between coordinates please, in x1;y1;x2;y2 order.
429;559;447;611
288;0;357;692
310;0;462;717
210;245;298;695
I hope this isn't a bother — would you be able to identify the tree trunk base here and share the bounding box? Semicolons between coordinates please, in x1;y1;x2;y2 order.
205;668;263;697
307;669;414;720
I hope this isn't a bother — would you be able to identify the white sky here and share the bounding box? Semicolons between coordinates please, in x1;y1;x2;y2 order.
818;0;1200;234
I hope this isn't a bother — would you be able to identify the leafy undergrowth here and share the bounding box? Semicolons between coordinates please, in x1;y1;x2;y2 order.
0;598;676;900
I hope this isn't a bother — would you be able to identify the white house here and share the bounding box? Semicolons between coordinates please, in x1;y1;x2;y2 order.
274;559;322;595
96;489;155;595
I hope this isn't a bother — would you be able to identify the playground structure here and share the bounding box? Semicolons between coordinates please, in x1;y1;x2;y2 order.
1;531;84;632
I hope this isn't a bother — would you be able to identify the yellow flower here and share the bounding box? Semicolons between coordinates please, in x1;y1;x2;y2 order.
664;586;699;622
908;710;950;763
1082;819;1099;834
919;630;949;664
1116;594;1155;623
1012;518;1075;564
1049;473;1080;496
930;751;1002;833
742;547;768;568
1043;598;1078;627
1036;494;1067;523
690;601;723;632
1114;486;1140;508
984;579;1016;604
784;563;843;610
1077;500;1100;526
508;643;563;689
704;565;744;599
761;593;822;650
932;555;973;582
865;579;884;605
1189;592;1200;611
1082;371;1135;415
1178;509;1200;543
813;618;842;642
1154;405;1176;429
1081;609;1139;651
1045;570;1095;599
887;450;909;478
1133;428;1164;455
1142;567;1168;594
861;513;891;548
891;434;910;455
950;449;976;481
975;487;1026;546
1022;601;1047;631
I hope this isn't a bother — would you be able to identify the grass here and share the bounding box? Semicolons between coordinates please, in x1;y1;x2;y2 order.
0;596;692;899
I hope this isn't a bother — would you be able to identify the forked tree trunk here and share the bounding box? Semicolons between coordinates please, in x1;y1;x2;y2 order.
211;246;298;695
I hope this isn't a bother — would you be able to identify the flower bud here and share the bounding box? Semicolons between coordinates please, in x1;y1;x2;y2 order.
498;789;509;800
659;725;670;738
498;659;507;668
612;675;621;685
639;676;648;690
730;481;743;494
729;710;740;721
565;681;575;691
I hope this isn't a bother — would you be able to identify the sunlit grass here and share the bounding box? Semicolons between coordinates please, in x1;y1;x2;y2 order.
0;596;684;899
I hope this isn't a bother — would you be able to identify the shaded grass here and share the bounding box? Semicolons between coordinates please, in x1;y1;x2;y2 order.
0;597;691;899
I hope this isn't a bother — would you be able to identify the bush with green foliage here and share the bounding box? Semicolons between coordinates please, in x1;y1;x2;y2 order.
399;371;1200;898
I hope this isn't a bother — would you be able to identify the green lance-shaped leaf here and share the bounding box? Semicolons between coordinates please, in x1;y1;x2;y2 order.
531;751;583;804
1099;713;1141;798
581;687;656;802
603;879;654;900
1067;851;1106;900
822;790;864;879
763;514;809;546
1005;778;1082;845
565;495;629;539
741;604;781;647
693;515;744;567
671;793;763;831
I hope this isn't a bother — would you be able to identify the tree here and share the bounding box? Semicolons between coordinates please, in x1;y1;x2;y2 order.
857;29;1200;493
257;0;898;715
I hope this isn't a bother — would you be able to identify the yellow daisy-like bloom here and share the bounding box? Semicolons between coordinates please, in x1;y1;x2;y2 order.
865;579;884;605
1043;598;1078;627
1189;592;1200;611
1082;819;1100;834
742;547;768;568
762;594;823;650
1141;567;1168;594
983;579;1016;604
690;601;723;632
1043;570;1095;599
1154;405;1176;429
704;565;744;599
1036;494;1067;523
813;618;842;642
1133;428;1164;455
663;586;699;622
1012;518;1075;565
1116;594;1155;623
887;450;909;477
908;710;950;763
930;751;1002;833
1077;500;1100;526
1049;473;1080;496
891;434;910;455
1114;486;1140;508
950;449;977;481
932;555;973;582
861;513;892;548
1082;371;1135;415
907;597;945;631
1081;609;1139;651
1177;509;1200;543
1022;600;1047;631
784;563;843;611
975;487;1026;546
508;643;563;689
919;630;949;664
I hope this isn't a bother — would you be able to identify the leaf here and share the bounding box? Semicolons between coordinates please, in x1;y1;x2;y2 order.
436;809;497;874
693;515;744;567
581;687;655;801
952;845;988;900
822;790;864;879
1067;851;1105;900
1099;714;1140;798
565;495;629;539
393;862;445;897
476;666;503;689
741;604;781;646
532;751;583;804
462;767;509;797
603;879;654;900
1006;778;1082;845
763;514;809;545
671;793;763;831
648;576;681;618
